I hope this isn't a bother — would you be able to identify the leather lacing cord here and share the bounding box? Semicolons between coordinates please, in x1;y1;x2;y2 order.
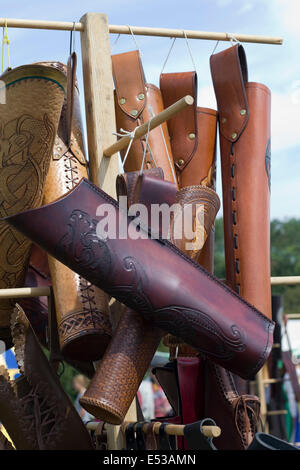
230;142;241;294
20;383;63;450
233;395;261;448
64;151;80;191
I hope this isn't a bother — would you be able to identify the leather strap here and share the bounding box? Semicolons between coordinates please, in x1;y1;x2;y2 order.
136;422;146;450
66;52;77;148
248;432;299;451
158;423;173;450
184;419;217;450
160;71;198;172
112;50;146;119
48;288;64;370
210;44;249;142
125;423;137;450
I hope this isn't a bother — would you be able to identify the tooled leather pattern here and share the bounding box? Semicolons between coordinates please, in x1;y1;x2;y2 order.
152;306;246;360
0;111;56;322
230;143;241;293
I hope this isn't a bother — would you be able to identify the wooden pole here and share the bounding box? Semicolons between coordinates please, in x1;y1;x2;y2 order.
0;17;283;44
80;13;136;450
80;12;119;198
271;276;300;285
0;287;50;298
103;95;194;157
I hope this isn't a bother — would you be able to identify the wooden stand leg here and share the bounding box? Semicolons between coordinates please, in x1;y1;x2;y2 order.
80;12;119;198
80;13;137;449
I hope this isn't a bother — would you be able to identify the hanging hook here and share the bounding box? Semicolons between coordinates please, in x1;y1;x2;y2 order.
2;19;11;72
69;21;76;56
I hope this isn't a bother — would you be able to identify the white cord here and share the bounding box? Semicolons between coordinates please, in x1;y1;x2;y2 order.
113;127;139;170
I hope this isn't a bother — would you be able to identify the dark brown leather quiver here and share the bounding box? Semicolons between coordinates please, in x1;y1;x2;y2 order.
0;64;65;343
5;178;274;379
203;360;260;450
80;169;169;424
112;50;177;184
39;56;111;361
210;44;271;319
0;305;93;450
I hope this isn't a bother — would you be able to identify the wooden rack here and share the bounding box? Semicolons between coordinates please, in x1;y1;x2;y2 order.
0;12;286;450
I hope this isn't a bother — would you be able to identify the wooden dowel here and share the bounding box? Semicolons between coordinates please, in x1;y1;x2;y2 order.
123;421;221;439
103;95;194;157
0;287;50;298
0;17;283;44
286;313;300;319
271;276;300;285
267;410;288;416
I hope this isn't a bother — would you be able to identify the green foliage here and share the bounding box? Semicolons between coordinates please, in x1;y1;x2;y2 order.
60;362;78;402
214;217;300;313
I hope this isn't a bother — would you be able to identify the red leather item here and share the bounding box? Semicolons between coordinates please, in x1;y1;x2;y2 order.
210;45;271;319
5;178;274;379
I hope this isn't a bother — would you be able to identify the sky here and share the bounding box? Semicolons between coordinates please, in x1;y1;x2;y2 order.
0;0;300;220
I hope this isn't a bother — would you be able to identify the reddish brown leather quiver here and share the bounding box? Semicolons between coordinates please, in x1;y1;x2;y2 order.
0;64;65;344
112;50;177;184
5;177;274;379
210;44;271;319
39;55;111;361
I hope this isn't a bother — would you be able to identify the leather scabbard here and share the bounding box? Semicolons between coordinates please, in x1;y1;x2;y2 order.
112;50;177;184
0;64;66;341
5;178;274;379
39;56;112;361
210;44;272;319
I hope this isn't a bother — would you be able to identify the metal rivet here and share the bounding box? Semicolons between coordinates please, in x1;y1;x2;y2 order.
177;159;185;166
54;154;60;158
131;109;138;116
57;146;62;151
240;109;246;116
188;133;196;140
221;117;227;123
137;93;145;100
231;132;237;139
119;98;126;105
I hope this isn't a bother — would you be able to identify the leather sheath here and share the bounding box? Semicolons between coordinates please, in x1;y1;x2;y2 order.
0;304;93;450
112;50;177;184
0;64;65;341
39;56;111;361
5;178;274;379
203;360;260;450
80;169;170;424
210;45;272;320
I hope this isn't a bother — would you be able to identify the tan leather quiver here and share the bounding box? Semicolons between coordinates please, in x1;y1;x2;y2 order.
41;55;112;361
112;50;177;184
210;44;271;319
160;71;219;356
0;64;66;345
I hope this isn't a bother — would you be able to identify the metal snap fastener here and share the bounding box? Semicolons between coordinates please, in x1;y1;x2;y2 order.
137;93;145;100
131;109;138;116
177;159;185;166
119;98;126;105
240;109;246;116
188;133;196;140
231;132;237;139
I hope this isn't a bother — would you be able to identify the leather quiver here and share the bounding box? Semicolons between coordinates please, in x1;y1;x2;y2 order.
210;44;272;319
0;305;93;450
203;360;260;450
160;71;218;272
39;56;111;361
0;64;65;342
112;50;177;184
81;169;170;424
5;178;274;379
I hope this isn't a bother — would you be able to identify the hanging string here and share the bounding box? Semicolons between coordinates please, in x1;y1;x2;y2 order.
2;19;11;72
127;25;143;57
182;30;197;71
139;116;153;175
113;127;139;170
148;105;177;184
111;33;121;49
210;40;220;56
226;33;241;47
69;22;76;55
160;37;176;74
